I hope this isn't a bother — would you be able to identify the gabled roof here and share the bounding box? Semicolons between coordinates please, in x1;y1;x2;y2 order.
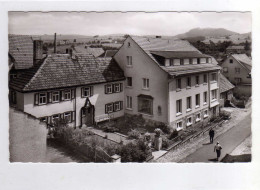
9;35;34;69
231;54;252;71
130;36;220;76
74;46;104;57
9;54;124;92
219;73;235;93
99;50;118;58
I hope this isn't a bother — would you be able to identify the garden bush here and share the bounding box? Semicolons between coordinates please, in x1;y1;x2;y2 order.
155;123;172;134
169;130;178;140
103;126;119;133
220;110;231;120
127;129;141;139
162;136;170;149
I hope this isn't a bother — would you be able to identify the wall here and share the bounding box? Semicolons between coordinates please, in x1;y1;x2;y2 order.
221;55;251;84
169;73;210;130
9;107;48;162
16;91;24;111
233;84;252;97
23;82;124;127
114;37;169;123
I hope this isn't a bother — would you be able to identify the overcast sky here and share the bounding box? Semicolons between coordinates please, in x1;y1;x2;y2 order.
9;12;251;36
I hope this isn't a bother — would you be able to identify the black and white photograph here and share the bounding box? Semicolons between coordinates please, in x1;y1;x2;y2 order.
8;11;252;163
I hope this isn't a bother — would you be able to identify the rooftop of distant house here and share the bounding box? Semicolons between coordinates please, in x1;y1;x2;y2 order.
130;36;221;76
219;73;235;93
9;54;124;92
231;54;252;71
226;45;245;50
74;45;104;57
99;50;118;58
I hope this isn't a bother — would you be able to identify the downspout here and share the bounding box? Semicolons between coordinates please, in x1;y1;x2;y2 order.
74;88;77;128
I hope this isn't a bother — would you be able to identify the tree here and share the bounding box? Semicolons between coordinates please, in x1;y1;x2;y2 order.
245;40;250;51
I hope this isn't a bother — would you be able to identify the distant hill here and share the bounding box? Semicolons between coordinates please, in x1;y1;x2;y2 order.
175;28;239;39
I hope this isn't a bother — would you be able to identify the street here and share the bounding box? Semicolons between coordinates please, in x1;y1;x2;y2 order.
180;113;251;163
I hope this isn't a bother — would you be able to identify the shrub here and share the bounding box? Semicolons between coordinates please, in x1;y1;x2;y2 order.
169;130;178;140
103;126;119;133
220;110;231;119
118;139;152;162
127;129;141;139
162;136;170;149
156;123;172;134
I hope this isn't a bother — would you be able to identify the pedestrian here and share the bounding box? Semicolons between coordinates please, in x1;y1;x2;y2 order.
209;128;215;143
214;141;222;161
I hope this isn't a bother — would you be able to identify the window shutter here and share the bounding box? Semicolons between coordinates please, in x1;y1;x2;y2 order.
112;84;115;93
120;101;123;110
104;85;108;94
48;92;52;103
90;86;93;96
120;83;123;92
34;93;39;105
105;104;108;114
71;89;75;99
113;102;116;112
61;91;64;101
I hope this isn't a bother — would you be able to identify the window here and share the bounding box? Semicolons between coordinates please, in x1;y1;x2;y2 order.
176;121;183;130
40;117;47;123
211;89;217;101
64;112;72;123
39;93;47;105
195;94;200;107
10;74;17;79
105;84;113;94
203;74;207;83
196;113;201;122
174;59;180;66
126;96;132;109
206;58;209;63
105;103;113;113
170;59;173;66
126;77;132;87
64;90;71;100
138;96;153;115
180;59;184;65
52;91;60;103
204;110;208;118
143;78;149;89
189;58;192;65
158;106;162;115
114;83;120;93
223;67;228;73
128;42;131;47
235;68;240;74
114;101;121;111
229;59;233;63
187;117;192;127
52;114;60;124
127;56;132;66
197;58;200;64
235;78;242;84
187;77;191;88
176;99;182;115
203;92;207;104
196;76;200;86
211;73;217;82
10;90;16;104
82;87;92;97
186;97;192;111
176;78;181;90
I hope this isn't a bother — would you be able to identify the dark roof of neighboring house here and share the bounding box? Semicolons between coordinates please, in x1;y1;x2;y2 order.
9;35;34;69
9;54;124;92
232;54;252;70
150;51;211;59
99;50;118;57
220;73;235;93
130;36;220;76
226;46;245;50
74;46;104;57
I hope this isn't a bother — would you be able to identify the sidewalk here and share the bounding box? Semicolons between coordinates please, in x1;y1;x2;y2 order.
156;107;251;162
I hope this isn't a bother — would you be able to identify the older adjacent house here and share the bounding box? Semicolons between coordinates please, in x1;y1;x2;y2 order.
221;54;251;96
114;36;221;131
9;35;125;128
219;73;235;107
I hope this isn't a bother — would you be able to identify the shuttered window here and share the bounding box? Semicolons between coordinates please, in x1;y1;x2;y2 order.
81;86;93;97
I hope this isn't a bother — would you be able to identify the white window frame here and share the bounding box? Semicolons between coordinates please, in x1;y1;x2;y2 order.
64;112;71;123
52;114;60;123
186;96;192;112
114;83;120;93
204;110;208;118
107;103;113;113
176;99;182;116
64;90;71;100
211;89;217;101
143;78;149;89
52;91;60;103
39;93;47;105
176;78;181;90
114;101;121;111
196;113;201;122
223;67;228;73
126;77;132;87
126;96;132;110
195;94;200;108
83;87;91;97
176;121;183;130
186;117;192;127
106;84;113;94
186;77;191;88
203;91;207;105
211;73;217;82
195;75;200;86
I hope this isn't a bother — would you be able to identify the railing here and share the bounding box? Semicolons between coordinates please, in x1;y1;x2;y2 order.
95;113;114;123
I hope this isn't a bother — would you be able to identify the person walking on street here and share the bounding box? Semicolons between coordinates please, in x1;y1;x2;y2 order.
209;128;215;143
214;142;222;161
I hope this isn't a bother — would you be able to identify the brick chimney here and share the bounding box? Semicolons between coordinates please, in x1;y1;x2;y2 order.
33;40;43;65
54;33;57;53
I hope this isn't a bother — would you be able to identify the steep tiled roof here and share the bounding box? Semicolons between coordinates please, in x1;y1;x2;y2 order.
99;50;118;58
74;46;104;57
220;73;235;93
150;51;211;58
161;63;221;77
9;54;124;92
226;46;245;50
131;36;220;76
232;54;252;71
9;35;34;69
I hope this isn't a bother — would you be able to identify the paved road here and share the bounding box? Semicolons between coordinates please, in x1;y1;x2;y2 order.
180;113;251;163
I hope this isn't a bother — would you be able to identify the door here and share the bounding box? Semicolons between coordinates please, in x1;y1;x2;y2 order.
81;106;94;127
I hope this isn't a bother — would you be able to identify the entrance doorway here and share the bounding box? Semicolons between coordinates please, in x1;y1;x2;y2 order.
81;98;95;127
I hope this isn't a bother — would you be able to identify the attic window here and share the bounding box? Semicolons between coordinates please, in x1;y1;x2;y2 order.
17;48;19;51
128;42;131;47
